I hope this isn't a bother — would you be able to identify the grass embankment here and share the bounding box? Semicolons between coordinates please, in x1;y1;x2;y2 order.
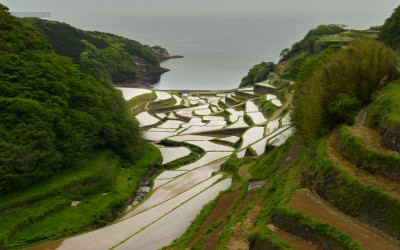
309;139;400;240
248;142;362;249
258;96;279;117
126;92;157;110
164;137;361;249
0;144;161;247
149;96;177;109
338;126;400;182
367;81;400;130
366;81;400;152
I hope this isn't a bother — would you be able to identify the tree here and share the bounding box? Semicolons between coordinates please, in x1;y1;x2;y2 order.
380;5;400;50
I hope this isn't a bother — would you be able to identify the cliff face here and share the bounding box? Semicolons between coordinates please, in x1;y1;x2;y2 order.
117;56;170;87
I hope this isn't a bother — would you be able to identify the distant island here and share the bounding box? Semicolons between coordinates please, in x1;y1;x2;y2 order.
11;12;51;18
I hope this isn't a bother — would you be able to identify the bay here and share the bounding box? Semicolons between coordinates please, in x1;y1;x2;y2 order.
51;10;392;90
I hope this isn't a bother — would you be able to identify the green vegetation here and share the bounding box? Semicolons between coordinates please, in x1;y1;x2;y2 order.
125;91;157;110
0;144;160;246
291;40;398;142
272;207;362;249
0;5;145;194
280;24;347;63
149;96;177;109
338;126;400;182
220;154;253;173
249;141;291;180
380;4;400;50
310;139;400;240
279;24;380;79
366;81;400;131
240;62;277;87
258;96;279;117
24;18;161;83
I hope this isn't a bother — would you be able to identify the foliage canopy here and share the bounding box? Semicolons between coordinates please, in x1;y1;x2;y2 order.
0;4;144;194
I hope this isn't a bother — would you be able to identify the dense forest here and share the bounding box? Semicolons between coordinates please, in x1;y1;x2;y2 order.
24;18;162;83
0;4;144;194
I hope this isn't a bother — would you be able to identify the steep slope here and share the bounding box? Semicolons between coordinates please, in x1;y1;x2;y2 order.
0;4;144;194
24;17;169;85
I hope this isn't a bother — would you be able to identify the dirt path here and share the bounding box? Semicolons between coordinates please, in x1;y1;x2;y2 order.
267;224;318;250
186;192;240;249
202;191;254;250
347;125;400;157
227;205;260;250
287;189;400;250
277;139;302;172
326;133;400;200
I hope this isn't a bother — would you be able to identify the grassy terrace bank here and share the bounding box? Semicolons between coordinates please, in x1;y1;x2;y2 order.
0;144;161;247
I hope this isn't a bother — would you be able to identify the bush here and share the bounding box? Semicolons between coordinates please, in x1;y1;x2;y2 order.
380;4;400;50
292;40;399;142
240;62;276;87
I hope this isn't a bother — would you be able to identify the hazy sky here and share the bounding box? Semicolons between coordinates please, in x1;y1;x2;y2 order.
2;0;399;14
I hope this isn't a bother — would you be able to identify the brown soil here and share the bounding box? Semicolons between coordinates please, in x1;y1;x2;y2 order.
326;132;400;200
267;224;319;250
227;205;261;250
186;192;240;249
287;189;400;250
347;125;400;157
201;191;254;250
26;240;63;250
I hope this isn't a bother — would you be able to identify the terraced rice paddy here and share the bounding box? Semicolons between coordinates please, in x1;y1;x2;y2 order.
227;116;248;128
245;101;259;112
50;84;294;249
240;127;265;150
157;146;191;164
136;112;160;127
155;91;172;100
247;112;267;125
186;141;234;152
218;135;240;144
116;87;152;100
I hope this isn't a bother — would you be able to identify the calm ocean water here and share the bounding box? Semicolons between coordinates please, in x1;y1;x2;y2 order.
51;10;391;90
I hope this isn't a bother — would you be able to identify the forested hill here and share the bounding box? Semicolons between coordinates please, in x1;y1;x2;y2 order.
0;4;144;194
24;18;168;85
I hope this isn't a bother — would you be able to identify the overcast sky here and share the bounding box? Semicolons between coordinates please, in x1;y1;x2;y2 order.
1;0;399;14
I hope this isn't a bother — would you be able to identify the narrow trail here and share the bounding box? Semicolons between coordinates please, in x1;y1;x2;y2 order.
347;125;400;157
326;132;400;200
277;138;302;172
226;205;261;250
287;189;400;250
268;92;293;122
202;192;254;250
267;224;319;250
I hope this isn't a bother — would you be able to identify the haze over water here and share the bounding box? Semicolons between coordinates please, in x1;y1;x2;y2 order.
3;0;399;89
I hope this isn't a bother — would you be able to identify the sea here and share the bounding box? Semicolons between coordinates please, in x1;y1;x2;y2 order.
50;10;392;90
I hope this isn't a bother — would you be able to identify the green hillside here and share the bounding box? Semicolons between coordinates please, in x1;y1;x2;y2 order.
24;18;162;83
165;4;400;249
